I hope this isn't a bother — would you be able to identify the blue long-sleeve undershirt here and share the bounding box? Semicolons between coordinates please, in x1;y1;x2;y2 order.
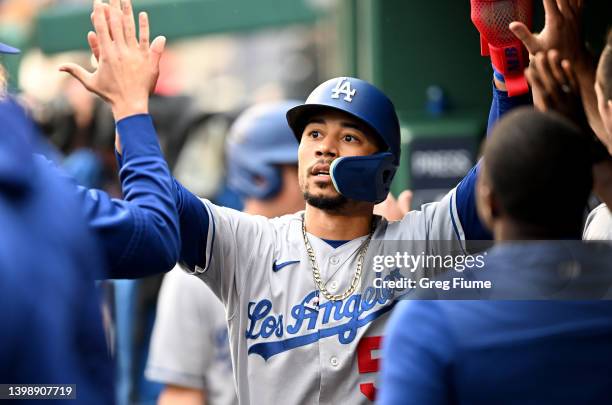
454;85;531;240
46;114;181;279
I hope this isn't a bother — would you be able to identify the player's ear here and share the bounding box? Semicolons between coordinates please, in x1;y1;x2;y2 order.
475;168;496;232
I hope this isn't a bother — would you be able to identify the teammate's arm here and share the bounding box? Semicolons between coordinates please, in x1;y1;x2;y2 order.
453;84;531;240
32;115;180;279
56;0;180;278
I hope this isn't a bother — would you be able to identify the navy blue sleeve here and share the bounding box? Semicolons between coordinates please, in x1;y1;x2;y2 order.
115;138;211;272
37;114;181;279
379;301;454;405
172;178;211;271
454;85;531;240
486;85;532;136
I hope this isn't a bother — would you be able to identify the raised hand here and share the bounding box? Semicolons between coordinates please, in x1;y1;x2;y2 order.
374;190;413;221
526;50;583;122
85;1;164;96
59;0;166;121
509;0;587;63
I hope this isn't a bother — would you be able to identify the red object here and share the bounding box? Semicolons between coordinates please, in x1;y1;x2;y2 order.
471;0;532;96
357;335;383;401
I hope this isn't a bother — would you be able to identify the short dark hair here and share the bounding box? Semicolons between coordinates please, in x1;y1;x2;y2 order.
597;29;612;101
483;108;592;237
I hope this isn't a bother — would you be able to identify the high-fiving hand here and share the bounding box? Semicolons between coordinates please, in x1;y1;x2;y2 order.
59;0;166;121
509;0;586;63
526;50;583;122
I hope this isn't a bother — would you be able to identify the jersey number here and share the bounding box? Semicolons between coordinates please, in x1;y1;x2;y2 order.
357;336;382;401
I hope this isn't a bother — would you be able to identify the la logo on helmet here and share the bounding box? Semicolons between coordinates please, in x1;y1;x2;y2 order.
331;77;356;102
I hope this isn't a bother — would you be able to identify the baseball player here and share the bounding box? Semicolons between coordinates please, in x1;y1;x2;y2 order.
585;31;612;239
0;41;112;403
146;101;304;405
66;1;530;403
0;8;179;400
509;0;612;240
110;77;527;404
379;108;612;405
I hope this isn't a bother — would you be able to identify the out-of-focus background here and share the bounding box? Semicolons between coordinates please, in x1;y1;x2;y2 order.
1;0;610;204
1;1;609;404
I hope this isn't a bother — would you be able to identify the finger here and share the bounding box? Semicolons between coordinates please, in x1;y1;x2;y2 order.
572;0;584;16
108;3;126;48
535;52;559;100
92;1;112;53
121;0;137;46
534;53;552;90
87;31;100;61
556;0;572;17
543;0;562;24
139;12;150;50
397;190;413;214
59;63;93;90
561;59;579;92
373;194;401;221
509;22;539;55
547;50;568;89
102;4;113;41
149;36;166;64
537;52;565;107
526;65;551;111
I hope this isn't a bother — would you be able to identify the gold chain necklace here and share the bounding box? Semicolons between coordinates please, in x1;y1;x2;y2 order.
301;213;375;301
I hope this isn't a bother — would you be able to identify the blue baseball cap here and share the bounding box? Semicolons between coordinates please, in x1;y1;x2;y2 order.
0;42;20;54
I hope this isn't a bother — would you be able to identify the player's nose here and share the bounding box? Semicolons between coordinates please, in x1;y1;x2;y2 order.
315;135;338;159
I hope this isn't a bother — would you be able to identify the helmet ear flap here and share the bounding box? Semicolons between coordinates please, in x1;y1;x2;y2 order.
227;161;282;200
330;152;397;203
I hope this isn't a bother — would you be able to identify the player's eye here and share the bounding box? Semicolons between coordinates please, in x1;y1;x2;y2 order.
343;134;359;143
309;130;322;139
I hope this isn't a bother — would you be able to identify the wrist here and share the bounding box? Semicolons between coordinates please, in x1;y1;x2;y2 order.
493;77;507;91
492;66;508;91
112;99;149;122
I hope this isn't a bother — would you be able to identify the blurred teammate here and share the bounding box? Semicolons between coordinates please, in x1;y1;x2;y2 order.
379;109;612;405
146;101;304;405
509;0;612;239
0;2;182;402
585;31;612;239
0;41;112;404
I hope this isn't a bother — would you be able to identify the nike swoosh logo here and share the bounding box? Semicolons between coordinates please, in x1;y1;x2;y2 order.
272;260;300;272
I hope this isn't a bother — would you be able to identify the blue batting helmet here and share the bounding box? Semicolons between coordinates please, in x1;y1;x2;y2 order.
226;100;301;200
286;77;401;204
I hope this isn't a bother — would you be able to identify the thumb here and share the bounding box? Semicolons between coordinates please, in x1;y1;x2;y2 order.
59;63;93;90
87;31;100;62
149;36;166;65
509;22;538;54
397;190;413;214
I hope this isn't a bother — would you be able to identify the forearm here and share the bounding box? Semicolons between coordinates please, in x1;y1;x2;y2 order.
487;83;532;135
455;85;531;240
84;114;179;278
173;178;211;271
116;147;211;273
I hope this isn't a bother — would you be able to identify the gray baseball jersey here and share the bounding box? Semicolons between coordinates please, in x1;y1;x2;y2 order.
185;189;464;404
583;203;612;240
146;267;238;405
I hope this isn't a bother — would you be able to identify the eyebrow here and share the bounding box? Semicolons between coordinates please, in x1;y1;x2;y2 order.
307;117;365;132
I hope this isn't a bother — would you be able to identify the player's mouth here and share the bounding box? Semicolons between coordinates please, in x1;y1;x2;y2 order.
310;163;332;183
